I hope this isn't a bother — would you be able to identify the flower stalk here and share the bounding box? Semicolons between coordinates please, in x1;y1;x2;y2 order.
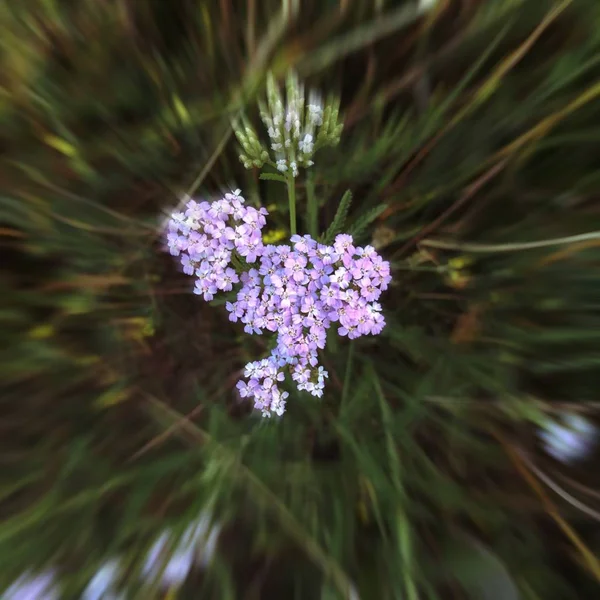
286;171;297;235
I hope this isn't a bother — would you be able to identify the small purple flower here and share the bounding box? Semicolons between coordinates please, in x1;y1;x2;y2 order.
291;234;317;254
226;224;250;248
349;257;372;281
317;245;339;265
219;267;240;292
181;254;195;275
356;244;377;258
320;283;342;308
359;278;379;302
258;256;276;280
239;237;263;263
208;199;232;220
284;253;309;283
331;266;351;289
333;234;355;256
307;328;326;351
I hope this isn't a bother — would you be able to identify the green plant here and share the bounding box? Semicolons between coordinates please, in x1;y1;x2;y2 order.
2;0;600;598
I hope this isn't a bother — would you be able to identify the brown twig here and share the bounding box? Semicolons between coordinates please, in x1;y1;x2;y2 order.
127;399;206;463
397;159;507;256
497;434;600;581
380;0;572;220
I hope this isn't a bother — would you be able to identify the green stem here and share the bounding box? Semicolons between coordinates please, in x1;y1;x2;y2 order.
342;341;354;407
420;230;600;253
231;251;246;273
327;331;339;355
306;170;318;238
286;172;297;235
390;262;444;272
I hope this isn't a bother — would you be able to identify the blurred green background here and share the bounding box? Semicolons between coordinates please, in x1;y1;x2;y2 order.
1;0;600;598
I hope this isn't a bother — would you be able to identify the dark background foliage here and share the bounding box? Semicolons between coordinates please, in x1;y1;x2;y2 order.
1;0;600;598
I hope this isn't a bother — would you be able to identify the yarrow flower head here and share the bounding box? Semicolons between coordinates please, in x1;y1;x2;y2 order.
166;189;266;301
166;190;391;418
235;72;343;176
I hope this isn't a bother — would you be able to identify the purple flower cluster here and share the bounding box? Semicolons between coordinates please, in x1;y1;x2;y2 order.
167;191;391;417
229;234;390;416
167;189;267;300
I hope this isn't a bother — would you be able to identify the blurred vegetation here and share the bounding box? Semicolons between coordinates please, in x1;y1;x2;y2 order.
1;0;600;598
